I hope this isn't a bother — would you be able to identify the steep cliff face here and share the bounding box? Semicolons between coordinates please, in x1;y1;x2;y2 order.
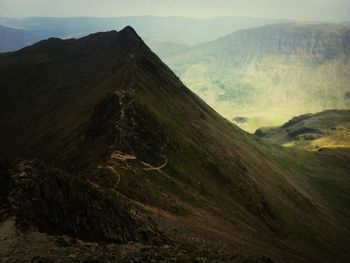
0;159;158;243
157;23;350;131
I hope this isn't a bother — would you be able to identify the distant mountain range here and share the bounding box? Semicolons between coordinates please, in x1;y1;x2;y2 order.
0;16;290;49
0;25;43;52
1;27;350;262
2;18;349;135
155;22;350;131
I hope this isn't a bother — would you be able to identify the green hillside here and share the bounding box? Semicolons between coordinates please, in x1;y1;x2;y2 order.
255;110;350;150
152;23;350;132
0;27;350;262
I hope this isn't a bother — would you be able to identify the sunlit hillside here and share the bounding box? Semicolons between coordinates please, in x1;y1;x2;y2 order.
151;23;350;131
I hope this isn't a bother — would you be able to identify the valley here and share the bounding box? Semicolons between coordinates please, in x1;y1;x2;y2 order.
152;23;350;131
2;19;349;134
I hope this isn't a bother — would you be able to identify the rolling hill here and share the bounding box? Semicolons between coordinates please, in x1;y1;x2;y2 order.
156;23;350;132
0;27;350;262
255;110;350;150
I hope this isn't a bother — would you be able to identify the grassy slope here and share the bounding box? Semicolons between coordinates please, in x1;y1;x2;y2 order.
255;110;350;150
127;66;350;261
0;28;350;262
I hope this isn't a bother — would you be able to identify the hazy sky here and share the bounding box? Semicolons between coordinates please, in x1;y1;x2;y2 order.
0;0;349;22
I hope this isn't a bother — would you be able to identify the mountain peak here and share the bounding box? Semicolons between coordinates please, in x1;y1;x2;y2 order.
72;26;145;56
83;26;140;40
118;25;143;42
1;24;350;262
82;26;140;42
121;25;138;35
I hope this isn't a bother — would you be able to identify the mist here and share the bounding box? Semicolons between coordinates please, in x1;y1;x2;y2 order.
1;0;349;22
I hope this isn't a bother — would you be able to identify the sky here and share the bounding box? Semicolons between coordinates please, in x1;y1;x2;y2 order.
0;0;349;22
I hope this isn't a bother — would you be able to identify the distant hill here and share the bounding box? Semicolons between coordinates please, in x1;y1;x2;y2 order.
145;39;189;58
0;25;42;52
255;110;350;150
0;16;289;47
157;23;350;131
1;27;350;262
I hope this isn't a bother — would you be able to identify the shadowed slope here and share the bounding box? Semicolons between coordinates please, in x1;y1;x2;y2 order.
0;27;350;262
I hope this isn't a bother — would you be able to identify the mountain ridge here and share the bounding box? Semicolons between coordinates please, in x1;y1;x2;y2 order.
209;23;350;59
0;27;350;262
0;16;291;47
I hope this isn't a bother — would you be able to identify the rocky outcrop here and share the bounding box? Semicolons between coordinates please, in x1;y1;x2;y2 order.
0;159;159;243
281;113;313;128
83;92;170;165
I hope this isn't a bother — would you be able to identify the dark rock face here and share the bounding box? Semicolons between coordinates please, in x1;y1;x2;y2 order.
281;114;313;128
84;93;170;164
254;128;267;137
84;94;121;151
233;116;248;124
0;160;158;243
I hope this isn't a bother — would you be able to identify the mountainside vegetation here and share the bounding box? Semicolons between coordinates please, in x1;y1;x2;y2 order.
0;27;350;262
153;23;350;131
255;110;350;150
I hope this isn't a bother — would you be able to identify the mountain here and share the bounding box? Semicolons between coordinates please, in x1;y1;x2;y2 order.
0;25;42;52
1;27;350;262
0;16;290;48
156;22;350;132
145;39;189;59
255;110;350;150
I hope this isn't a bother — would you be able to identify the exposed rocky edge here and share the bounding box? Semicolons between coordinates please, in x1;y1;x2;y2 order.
254;128;270;138
281;114;313;128
233;116;248;124
0;159;160;244
83;93;170;165
0;217;267;263
255;122;323;141
0;160;268;262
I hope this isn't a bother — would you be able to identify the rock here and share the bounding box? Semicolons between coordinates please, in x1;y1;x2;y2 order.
195;257;208;263
0;160;160;244
30;257;52;263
